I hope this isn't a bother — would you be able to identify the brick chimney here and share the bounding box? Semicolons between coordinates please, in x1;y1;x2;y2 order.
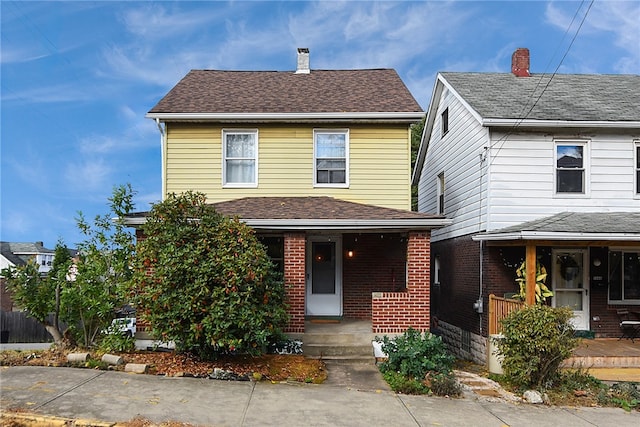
296;48;310;74
511;48;530;77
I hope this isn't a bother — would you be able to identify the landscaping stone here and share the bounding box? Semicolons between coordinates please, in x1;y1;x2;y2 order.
209;367;249;381
124;363;148;374
67;353;90;363
523;390;543;404
101;354;124;366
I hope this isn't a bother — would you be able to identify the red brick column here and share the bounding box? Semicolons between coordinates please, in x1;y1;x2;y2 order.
372;231;431;334
283;233;306;333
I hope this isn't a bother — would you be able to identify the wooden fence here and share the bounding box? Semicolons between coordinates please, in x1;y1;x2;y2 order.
0;311;54;343
488;294;525;335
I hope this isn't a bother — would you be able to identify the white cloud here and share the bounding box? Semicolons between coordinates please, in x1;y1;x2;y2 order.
1;83;92;104
64;158;112;192
120;3;225;40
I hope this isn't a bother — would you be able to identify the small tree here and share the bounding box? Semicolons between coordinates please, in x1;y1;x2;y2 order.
71;183;136;346
2;258;63;343
1;184;136;347
496;304;579;390
131;191;288;358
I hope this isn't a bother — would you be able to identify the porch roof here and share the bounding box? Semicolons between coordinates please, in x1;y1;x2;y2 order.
472;212;640;242
125;196;451;232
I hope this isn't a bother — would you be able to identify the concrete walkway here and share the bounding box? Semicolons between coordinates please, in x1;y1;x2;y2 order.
2;366;639;426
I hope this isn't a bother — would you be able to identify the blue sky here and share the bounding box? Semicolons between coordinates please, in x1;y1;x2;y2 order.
1;0;639;249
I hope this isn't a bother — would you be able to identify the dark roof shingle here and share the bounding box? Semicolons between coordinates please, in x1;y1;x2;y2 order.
210;197;441;220
149;69;422;114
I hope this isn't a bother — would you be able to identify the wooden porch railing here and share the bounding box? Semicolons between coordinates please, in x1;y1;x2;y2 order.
488;294;526;335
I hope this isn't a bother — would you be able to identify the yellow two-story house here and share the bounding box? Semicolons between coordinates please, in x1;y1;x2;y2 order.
138;49;450;333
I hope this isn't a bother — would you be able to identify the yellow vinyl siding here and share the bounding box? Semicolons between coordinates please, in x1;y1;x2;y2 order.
164;123;412;210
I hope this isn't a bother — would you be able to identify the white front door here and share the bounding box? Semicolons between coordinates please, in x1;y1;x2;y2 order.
552;249;589;330
306;236;342;316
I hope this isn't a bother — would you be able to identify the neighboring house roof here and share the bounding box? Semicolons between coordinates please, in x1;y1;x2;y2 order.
412;72;640;185
147;69;423;122
473;212;640;242
125;196;451;232
439;72;640;124
0;241;54;266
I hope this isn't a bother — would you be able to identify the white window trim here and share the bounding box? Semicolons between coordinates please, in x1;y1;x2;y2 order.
313;129;349;188
553;139;590;198
222;129;258;188
634;140;640;198
436;172;445;215
441;107;449;137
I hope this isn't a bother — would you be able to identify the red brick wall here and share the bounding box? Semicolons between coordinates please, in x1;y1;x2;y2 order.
283;233;306;333
372;231;431;334
343;233;406;319
431;235;481;335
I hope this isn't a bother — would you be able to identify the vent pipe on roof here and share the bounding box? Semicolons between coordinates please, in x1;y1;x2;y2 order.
296;48;310;74
511;48;530;77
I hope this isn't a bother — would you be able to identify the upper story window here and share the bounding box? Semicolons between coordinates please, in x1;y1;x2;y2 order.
609;250;640;303
314;130;348;187
635;141;640;195
223;130;258;187
555;141;587;194
441;108;449;137
437;172;445;215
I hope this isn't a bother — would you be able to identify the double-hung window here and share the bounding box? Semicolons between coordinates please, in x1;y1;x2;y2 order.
223;130;257;187
555;141;587;194
314;130;348;187
609;249;640;303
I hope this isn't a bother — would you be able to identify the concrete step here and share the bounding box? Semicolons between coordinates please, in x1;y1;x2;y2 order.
303;343;373;358
293;333;377;346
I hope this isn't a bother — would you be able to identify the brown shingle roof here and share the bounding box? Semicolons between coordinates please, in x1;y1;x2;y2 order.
148;69;422;114
210;197;439;220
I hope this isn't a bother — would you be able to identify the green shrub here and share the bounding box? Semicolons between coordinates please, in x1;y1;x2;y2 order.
378;327;455;381
382;370;430;395
496;304;579;390
98;328;136;353
131;192;288;359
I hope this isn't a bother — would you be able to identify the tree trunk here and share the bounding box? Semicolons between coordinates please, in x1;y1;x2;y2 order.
44;324;63;344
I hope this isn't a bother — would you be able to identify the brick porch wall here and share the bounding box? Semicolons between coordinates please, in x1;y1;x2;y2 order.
283;233;305;333
372;231;431;334
343;233;406;319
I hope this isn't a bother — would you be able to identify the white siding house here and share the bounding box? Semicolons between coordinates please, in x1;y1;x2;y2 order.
413;48;640;364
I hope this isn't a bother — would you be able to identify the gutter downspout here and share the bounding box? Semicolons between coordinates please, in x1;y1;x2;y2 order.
155;118;166;200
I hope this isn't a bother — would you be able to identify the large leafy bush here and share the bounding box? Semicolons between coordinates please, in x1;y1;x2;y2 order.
131;192;288;358
496;304;579;390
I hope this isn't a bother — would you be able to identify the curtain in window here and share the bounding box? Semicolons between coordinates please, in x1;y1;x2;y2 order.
225;133;255;183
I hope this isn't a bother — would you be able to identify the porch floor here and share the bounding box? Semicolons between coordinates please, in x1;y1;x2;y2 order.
303;318;374;335
564;338;640;382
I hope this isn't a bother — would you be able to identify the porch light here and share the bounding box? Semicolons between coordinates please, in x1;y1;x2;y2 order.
346;249;354;258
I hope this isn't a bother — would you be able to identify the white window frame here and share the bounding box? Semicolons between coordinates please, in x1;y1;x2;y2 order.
554;140;589;197
313;129;349;188
441;107;449;137
436;172;445;215
635;141;640;197
222;129;258;188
